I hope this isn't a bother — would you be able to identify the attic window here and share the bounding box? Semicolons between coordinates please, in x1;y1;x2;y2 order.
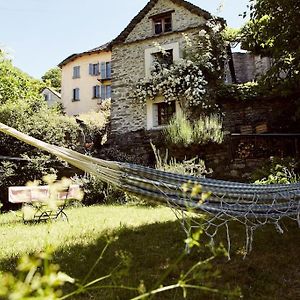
151;12;173;35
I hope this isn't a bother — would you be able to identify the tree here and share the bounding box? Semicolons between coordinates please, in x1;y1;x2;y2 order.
0;58;80;209
241;0;300;89
41;67;62;92
0;58;43;104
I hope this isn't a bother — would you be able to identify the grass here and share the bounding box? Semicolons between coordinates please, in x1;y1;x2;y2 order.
0;204;300;299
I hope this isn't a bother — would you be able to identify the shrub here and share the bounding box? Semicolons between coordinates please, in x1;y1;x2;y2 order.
0;92;82;210
152;143;211;177
76;107;110;148
73;174;125;206
164;113;224;147
252;157;299;184
0;59;43;104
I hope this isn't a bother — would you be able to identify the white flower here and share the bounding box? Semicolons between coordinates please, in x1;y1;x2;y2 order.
199;29;207;37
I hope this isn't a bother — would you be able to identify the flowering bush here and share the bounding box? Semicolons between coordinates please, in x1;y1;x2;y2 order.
134;60;208;107
132;18;227;113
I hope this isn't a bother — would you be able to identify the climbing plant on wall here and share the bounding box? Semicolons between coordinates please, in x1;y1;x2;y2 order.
132;18;227;115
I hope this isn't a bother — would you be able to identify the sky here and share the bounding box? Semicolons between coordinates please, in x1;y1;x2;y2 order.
0;0;249;79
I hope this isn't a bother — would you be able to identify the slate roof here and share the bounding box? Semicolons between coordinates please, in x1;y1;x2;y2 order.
58;42;110;67
110;0;223;46
58;0;224;67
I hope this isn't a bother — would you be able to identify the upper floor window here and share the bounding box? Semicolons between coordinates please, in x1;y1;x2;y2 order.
73;66;80;79
73;88;80;101
152;49;173;68
145;42;179;77
100;62;111;80
89;63;100;76
152;13;173;35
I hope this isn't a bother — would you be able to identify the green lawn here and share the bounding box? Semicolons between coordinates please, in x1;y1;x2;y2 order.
0;205;299;299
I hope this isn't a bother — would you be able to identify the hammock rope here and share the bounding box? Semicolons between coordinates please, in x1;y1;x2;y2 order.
0;123;299;256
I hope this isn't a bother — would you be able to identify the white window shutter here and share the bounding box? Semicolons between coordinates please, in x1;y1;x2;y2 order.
100;85;106;99
89;64;93;75
153;104;159;127
100;62;106;79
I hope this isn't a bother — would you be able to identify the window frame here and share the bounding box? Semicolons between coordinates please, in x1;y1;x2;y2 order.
149;10;175;35
156;101;176;126
145;42;180;77
72;88;80;101
92;85;101;99
100;61;112;80
89;63;100;76
100;84;112;100
146;96;180;130
73;66;80;79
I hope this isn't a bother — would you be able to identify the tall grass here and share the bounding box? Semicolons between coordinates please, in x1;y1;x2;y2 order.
164;113;224;147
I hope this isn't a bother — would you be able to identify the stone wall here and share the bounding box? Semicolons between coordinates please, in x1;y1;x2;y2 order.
103;96;300;181
227;52;272;83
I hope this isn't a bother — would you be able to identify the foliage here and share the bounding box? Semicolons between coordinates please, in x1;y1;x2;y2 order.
132;18;227;113
216;82;261;101
222;27;242;45
241;0;300;90
134;59;208;108
255;164;299;184
41;67;62;92
77;106;110;148
0;59;44;104
0;59;82;210
253;158;299;184
164;113;223;147
73;174;125;206
151;143;211;177
251;156;299;183
0;249;74;300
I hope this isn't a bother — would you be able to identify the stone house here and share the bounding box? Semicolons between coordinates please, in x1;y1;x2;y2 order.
58;44;112;116
109;0;222;135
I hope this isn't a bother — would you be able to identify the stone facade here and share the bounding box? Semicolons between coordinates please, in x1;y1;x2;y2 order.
227;52;272;83
111;0;208;135
125;0;206;43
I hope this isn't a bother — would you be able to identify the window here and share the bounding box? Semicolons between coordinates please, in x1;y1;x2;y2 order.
153;14;172;35
92;85;101;99
44;93;50;102
73;66;80;78
73;88;80;101
154;101;176;126
89;63;100;76
100;84;111;100
152;49;173;68
100;62;111;79
145;42;179;77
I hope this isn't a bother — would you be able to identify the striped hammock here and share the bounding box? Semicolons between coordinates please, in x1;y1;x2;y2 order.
1;123;299;254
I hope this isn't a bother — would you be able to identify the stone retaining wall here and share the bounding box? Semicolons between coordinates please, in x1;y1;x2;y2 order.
101;96;300;181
